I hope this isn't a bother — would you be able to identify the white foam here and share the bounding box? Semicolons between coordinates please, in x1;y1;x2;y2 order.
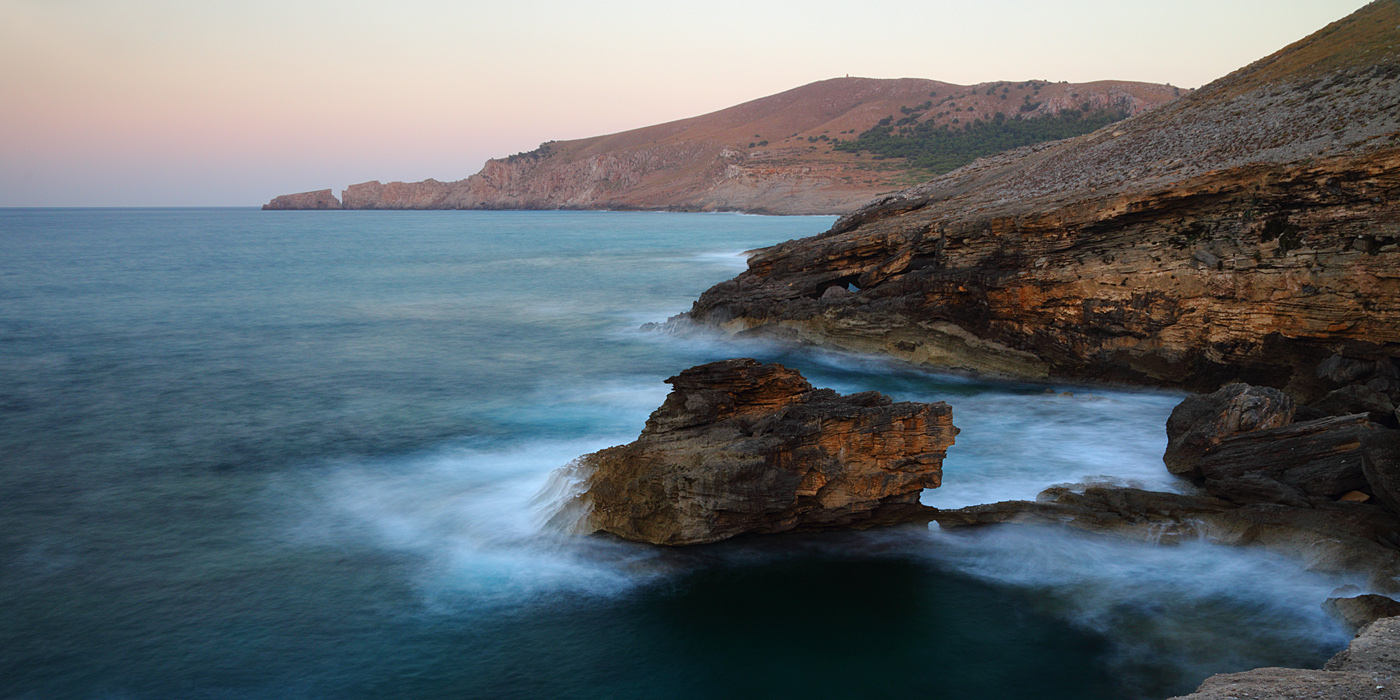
276;439;668;609
919;525;1355;687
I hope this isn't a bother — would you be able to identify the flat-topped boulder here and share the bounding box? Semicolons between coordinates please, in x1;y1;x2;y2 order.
572;359;957;545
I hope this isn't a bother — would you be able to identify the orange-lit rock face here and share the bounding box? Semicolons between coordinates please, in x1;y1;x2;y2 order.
687;149;1400;392
574;359;956;546
685;2;1400;391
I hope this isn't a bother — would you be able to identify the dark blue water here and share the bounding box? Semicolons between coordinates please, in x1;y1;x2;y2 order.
0;209;1351;700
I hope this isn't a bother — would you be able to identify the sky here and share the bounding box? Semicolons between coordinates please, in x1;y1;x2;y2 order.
0;0;1375;207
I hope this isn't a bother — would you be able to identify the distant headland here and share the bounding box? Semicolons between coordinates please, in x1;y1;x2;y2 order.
263;77;1181;216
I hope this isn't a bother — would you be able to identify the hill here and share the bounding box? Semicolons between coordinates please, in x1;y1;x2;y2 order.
263;78;1180;215
683;0;1400;392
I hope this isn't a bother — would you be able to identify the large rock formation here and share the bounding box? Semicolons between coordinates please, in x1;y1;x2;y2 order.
263;78;1179;215
682;2;1400;390
569;359;957;545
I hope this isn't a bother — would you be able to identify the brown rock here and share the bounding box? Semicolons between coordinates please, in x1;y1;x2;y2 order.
261;189;341;210
1164;383;1296;478
1194;415;1398;506
1317;354;1400;387
1324;594;1400;633
1314;384;1399;427
681;3;1400;389
1363;434;1400;515
572;358;957;545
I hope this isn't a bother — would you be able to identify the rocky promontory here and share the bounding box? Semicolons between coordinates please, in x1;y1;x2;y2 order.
263;77;1180;215
565;358;956;545
681;1;1400;390
261;189;342;210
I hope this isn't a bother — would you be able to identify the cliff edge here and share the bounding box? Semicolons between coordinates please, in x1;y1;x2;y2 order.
682;0;1400;390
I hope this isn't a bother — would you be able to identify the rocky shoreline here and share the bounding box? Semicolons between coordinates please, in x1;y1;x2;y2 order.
560;354;1400;698
549;5;1400;697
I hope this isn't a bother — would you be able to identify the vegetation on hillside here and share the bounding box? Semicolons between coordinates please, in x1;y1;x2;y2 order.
833;107;1131;174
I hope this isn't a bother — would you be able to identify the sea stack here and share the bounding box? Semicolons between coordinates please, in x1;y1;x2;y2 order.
568;359;957;545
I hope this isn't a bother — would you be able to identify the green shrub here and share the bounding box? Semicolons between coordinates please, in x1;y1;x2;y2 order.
833;107;1131;175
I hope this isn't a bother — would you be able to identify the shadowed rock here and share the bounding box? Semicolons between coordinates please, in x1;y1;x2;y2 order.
571;359;957;545
1324;594;1400;633
932;484;1400;592
1195;414;1400;507
1164;383;1295;478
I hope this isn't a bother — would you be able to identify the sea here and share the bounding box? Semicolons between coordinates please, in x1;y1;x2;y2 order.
0;208;1356;700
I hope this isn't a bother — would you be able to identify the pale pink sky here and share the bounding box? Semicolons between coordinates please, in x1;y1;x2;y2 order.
0;0;1373;206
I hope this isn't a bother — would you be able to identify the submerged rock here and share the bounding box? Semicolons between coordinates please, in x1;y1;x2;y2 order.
932;484;1400;592
571;359;957;545
1324;594;1400;633
1169;617;1400;700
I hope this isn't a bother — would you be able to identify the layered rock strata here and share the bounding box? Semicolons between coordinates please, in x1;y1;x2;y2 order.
682;2;1400;390
569;358;957;545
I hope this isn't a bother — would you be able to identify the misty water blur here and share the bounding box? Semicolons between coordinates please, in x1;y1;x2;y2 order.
0;209;1351;700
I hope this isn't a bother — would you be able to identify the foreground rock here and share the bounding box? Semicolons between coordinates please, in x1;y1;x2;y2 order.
1169;617;1400;700
682;3;1400;389
572;359;956;545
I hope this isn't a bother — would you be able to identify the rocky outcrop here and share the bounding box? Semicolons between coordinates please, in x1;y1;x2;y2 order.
567;359;957;545
933;484;1400;592
1192;415;1400;507
1164;383;1296;477
264;77;1180;215
681;2;1400;390
261;189;341;210
1168;616;1400;700
1325;592;1400;632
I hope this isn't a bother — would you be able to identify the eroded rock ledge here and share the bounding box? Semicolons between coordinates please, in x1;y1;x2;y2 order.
571;358;957;545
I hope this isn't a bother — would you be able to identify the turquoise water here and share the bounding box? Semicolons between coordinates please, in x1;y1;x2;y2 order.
0;209;1351;699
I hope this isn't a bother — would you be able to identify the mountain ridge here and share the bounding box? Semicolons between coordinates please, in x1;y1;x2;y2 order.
264;77;1180;215
682;0;1400;392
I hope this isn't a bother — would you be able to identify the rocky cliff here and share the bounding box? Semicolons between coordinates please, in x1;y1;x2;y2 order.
562;359;956;545
264;78;1180;215
682;1;1400;389
261;189;342;210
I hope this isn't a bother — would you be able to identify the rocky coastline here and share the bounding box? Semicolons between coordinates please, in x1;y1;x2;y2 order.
678;3;1400;391
559;350;1400;697
261;77;1180;216
566;5;1400;697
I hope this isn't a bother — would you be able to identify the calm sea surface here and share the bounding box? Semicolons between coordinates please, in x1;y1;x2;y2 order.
0;209;1352;699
